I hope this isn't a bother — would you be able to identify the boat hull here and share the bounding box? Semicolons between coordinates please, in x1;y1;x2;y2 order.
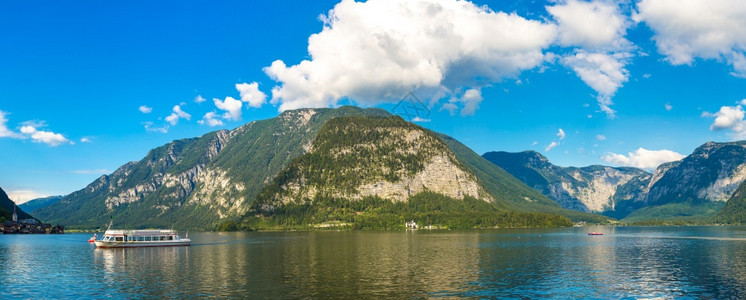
95;240;191;248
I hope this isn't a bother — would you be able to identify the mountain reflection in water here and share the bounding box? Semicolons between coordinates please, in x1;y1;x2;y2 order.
2;227;746;298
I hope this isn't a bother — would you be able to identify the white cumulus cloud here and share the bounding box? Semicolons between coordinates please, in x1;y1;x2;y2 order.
264;0;557;114
165;105;191;125
194;95;206;103
545;141;559;152
596;134;606;141
20;125;71;146
198;112;225;127
143;121;168;133
448;88;483;116
601;147;685;170
236;82;267;108
548;0;633;117
545;128;566;152
562;51;630;117
138;105;152;114
7;190;50;204
703;104;746;139
214;97;243;121
635;0;746;77
0;110;22;138
411;116;431;122
547;0;629;49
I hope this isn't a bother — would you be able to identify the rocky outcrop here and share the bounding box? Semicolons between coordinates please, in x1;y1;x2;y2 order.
355;155;483;202
483;151;650;217
260;116;492;209
644;141;746;205
33;107;395;229
102;130;234;211
566;166;650;212
486;141;746;221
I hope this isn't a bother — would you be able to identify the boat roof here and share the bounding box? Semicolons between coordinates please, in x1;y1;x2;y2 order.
103;229;179;235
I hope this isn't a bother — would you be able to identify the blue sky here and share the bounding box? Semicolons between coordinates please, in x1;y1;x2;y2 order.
1;0;745;203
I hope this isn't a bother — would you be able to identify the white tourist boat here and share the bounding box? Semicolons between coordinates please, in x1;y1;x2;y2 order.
94;221;190;248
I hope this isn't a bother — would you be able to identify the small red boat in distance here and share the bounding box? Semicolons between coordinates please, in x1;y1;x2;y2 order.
588;232;603;236
88;233;98;243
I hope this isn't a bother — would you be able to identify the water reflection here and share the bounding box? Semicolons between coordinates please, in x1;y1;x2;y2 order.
94;246;192;297
3;228;746;298
232;231;482;298
464;227;746;298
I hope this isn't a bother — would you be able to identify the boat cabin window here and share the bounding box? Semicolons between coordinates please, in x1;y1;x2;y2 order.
115;237;123;242
167;236;173;241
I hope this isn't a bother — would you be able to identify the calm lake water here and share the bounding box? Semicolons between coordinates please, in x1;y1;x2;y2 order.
2;226;746;299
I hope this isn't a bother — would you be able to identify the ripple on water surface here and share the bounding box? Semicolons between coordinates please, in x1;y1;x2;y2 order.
2;227;746;298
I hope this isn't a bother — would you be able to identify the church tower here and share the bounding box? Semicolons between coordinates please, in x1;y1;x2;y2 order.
12;204;17;222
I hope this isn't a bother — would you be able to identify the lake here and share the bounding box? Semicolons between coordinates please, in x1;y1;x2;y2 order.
2;226;746;298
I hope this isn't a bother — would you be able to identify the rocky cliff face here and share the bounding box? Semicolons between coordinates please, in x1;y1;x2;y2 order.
483;151;650;218
104;130;232;211
34;107;392;229
644;141;746;205
715;179;746;224
564;166;651;212
254;116;492;210
486;141;746;221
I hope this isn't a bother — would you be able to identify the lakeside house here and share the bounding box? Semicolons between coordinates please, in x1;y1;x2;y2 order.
1;203;64;234
406;220;418;230
1;220;64;234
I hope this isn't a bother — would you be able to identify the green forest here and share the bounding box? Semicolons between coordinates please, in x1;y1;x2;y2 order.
241;192;572;230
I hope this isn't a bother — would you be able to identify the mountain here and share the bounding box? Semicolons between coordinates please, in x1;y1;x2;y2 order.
34;107;390;230
485;141;746;222
625;141;746;222
0;187;35;222
714;180;746;224
35;106;601;230
438;136;606;223
19;195;63;213
253;116;494;206
483;151;650;219
245;115;579;229
643;141;746;205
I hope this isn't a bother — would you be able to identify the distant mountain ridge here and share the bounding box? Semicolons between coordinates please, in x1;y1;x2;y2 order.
483;151;650;218
19;195;63;213
643;141;746;205
624;141;746;221
485;141;746;221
